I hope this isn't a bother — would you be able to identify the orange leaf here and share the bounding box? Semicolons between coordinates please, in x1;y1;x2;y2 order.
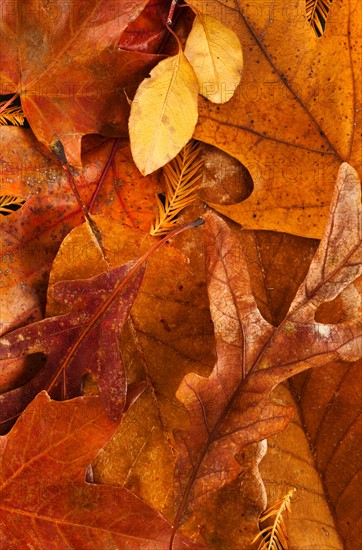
189;0;361;238
0;392;205;549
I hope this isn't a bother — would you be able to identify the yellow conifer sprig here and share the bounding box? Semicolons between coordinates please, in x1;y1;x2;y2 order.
150;140;203;237
0;102;25;126
0;195;26;215
252;488;296;550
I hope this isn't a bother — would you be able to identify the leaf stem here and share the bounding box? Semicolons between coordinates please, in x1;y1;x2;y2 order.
46;217;204;395
0;92;19;115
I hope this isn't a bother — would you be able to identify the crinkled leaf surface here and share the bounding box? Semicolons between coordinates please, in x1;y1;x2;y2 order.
0;0;163;165
189;0;361;238
170;163;361;546
0;250;145;429
0;391;205;549
129;50;199;175
45;215;215;523
184;14;243;104
0;128;159;339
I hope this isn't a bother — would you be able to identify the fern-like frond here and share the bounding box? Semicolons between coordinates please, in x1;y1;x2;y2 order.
252;489;296;550
150;140;203;236
306;0;333;36
0;195;26;215
0;102;25;126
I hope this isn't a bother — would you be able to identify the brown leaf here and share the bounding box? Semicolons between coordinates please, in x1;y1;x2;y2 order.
45;215;214;521
0;1;163;165
259;383;344;549
289;359;362;549
0;391;205;549
189;0;361;238
170;163;361;545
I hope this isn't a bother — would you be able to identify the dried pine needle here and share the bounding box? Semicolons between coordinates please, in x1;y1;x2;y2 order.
0;102;25;126
252;488;296;550
306;0;333;36
150;140;203;236
0;195;26;215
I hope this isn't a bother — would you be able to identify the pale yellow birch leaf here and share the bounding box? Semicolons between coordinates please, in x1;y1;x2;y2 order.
184;14;243;104
129;50;199;176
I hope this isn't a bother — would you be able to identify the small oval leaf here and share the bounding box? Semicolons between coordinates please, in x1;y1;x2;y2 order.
184;14;243;104
129;50;199;176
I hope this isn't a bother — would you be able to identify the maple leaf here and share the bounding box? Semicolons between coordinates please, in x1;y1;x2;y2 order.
0;391;205;549
0;0;164;166
0;259;145;430
169;162;361;546
189;0;361;238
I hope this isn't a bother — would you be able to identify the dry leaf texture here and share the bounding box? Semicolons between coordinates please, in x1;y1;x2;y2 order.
129;50;199;175
170;163;361;543
0;392;205;549
0;0;162;165
189;0;361;238
0;259;145;429
184;14;243;104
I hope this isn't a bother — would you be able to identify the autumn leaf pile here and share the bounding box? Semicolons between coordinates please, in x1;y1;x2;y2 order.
0;1;361;549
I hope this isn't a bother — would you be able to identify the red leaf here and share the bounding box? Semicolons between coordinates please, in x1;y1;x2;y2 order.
0;391;205;549
0;260;145;429
171;163;362;540
0;1;164;165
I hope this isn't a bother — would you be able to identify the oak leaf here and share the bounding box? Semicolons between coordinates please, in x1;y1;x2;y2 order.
0;391;205;549
0;0;163;166
0;255;145;429
189;0;361;238
170;163;361;546
184;14;243;104
129;49;199;175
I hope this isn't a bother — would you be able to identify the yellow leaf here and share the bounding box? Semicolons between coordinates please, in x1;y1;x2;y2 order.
129;50;199;176
184;14;243;104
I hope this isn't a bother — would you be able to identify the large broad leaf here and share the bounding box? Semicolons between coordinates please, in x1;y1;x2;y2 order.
0;250;145;429
0;0;163;165
169;163;361;546
43;215;215;521
188;0;361;238
0;391;205;549
0;128;159;338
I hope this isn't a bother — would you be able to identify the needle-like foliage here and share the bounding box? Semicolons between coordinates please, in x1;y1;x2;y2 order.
150;140;203;236
252;489;296;550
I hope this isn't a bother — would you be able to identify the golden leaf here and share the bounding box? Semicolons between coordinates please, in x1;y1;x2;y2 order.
150;140;203;236
252;489;296;550
0;103;25;126
306;0;333;36
0;194;26;215
184;13;243;104
129;49;199;176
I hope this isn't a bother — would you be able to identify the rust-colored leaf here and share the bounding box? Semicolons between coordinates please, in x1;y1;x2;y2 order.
170;163;361;546
0;391;204;549
0;129;159;337
44;215;214;522
0;250;145;428
0;1;163;165
189;0;361;238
